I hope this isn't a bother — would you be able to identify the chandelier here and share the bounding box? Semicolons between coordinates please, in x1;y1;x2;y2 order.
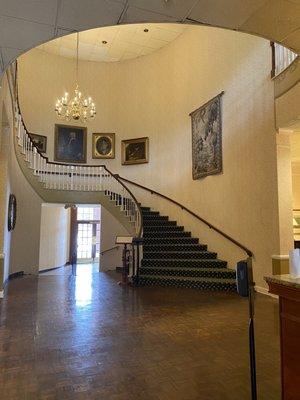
55;32;96;122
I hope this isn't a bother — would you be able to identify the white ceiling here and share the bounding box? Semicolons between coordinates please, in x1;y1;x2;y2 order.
1;0;300;75
37;24;186;62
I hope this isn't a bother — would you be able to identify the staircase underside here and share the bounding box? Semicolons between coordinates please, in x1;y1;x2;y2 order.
137;207;237;292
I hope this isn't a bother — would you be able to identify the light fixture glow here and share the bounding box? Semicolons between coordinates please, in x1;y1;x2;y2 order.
54;32;96;122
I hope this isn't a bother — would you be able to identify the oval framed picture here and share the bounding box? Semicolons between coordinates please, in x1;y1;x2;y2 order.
8;194;17;231
92;133;115;159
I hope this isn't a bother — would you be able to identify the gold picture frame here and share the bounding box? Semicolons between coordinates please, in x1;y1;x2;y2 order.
121;137;149;165
92;133;115;159
54;124;87;163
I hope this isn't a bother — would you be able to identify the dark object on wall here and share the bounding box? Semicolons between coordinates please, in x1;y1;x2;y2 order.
237;258;257;400
121;137;149;165
190;91;224;179
236;260;249;297
92;133;115;159
29;133;47;153
54;124;87;163
8;194;17;231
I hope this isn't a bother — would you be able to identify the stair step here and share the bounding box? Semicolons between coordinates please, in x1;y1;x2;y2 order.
143;237;199;245
142;211;165;220
141;207;151;211
141;258;227;268
143;251;217;260
144;225;184;232
143;231;192;238
139;266;236;279
143;219;176;226
143;244;207;251
136;275;236;292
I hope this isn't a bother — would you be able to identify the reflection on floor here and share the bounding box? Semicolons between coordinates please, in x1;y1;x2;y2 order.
41;262;99;276
0;268;280;399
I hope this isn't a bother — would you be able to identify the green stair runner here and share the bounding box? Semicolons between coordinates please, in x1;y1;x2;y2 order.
137;206;237;292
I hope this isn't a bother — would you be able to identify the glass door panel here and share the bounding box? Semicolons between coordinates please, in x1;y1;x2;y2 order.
77;223;93;261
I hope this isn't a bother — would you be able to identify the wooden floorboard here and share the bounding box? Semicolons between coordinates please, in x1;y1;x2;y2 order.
0;265;280;399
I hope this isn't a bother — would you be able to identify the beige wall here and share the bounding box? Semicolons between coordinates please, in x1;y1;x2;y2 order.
0;84;12;286
100;206;129;271
0;72;43;279
39;204;70;271
18;26;281;288
276;132;294;254
288;133;300;209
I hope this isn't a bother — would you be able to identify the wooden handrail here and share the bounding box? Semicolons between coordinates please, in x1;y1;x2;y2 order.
117;175;253;257
100;245;119;255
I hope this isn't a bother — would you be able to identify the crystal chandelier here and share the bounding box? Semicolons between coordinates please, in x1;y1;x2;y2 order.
55;32;96;122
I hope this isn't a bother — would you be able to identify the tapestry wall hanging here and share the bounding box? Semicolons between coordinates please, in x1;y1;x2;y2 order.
190;91;224;179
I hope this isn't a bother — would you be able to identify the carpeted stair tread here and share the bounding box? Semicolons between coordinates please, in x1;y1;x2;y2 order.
136;275;236;292
143;231;192;237
139;266;236;279
144;225;184;231
140;274;236;283
141;259;227;268
143;251;217;259
143;238;200;245
143;244;207;251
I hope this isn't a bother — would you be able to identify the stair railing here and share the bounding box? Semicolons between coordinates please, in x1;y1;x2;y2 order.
116;175;253;259
15;114;143;237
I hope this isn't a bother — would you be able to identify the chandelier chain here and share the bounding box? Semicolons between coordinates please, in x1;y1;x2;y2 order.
54;30;96;122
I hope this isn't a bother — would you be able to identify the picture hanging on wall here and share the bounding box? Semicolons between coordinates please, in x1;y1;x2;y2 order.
7;194;17;231
29;133;47;153
190;91;224;179
121;137;149;165
54;124;87;163
92;133;115;159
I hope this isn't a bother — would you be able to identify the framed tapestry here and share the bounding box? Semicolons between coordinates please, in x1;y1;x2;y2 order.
121;137;149;165
54;124;87;163
29;133;47;153
92;133;115;159
190;91;224;179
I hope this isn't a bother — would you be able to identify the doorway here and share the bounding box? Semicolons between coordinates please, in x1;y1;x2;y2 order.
70;205;101;265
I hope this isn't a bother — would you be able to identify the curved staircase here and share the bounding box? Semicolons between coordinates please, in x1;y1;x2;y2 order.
138;207;237;292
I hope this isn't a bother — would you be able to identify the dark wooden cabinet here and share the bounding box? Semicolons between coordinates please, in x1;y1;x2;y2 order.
266;278;300;400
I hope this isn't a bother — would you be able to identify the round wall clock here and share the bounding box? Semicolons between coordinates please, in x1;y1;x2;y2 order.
8;194;17;231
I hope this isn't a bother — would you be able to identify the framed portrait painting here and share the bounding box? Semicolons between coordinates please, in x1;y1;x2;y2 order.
54;124;87;163
121;137;149;165
29;133;47;153
190;91;224;179
92;133;115;159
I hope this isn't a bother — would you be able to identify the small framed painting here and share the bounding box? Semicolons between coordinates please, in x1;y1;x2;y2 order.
54;124;87;163
121;137;149;165
92;133;115;159
29;133;47;153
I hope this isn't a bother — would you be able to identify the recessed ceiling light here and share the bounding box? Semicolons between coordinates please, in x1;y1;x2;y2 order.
144;28;149;33
102;40;108;44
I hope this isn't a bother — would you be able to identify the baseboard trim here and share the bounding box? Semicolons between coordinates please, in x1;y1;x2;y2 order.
39;263;69;274
9;271;25;280
255;285;278;299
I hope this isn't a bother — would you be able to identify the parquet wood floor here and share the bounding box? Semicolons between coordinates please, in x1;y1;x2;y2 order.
0;266;280;399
